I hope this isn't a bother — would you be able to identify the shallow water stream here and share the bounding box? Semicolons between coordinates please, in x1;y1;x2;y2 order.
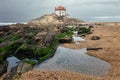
34;46;110;76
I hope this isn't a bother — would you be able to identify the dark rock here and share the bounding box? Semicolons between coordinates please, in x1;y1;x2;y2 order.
59;37;72;43
15;49;35;60
87;48;102;51
89;25;94;28
0;25;10;32
0;61;8;76
91;36;100;40
0;31;4;37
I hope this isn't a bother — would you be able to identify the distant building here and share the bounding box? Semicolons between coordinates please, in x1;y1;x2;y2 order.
55;5;66;17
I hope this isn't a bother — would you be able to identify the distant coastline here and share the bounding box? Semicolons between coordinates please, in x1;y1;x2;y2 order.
0;22;27;26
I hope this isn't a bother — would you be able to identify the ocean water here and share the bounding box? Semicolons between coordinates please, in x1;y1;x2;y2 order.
81;16;120;22
0;22;17;26
0;22;27;26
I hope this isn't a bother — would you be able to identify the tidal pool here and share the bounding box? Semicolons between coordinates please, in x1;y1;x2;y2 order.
34;46;110;76
7;56;20;72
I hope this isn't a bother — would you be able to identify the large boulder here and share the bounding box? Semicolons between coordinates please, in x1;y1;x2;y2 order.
4;61;33;80
15;61;33;74
65;18;84;24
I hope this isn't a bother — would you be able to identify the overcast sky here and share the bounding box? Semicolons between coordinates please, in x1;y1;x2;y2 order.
0;0;120;22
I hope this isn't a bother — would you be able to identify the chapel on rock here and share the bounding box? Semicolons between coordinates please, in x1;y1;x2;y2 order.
55;5;66;17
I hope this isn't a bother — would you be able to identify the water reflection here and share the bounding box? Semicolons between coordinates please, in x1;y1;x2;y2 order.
34;46;110;76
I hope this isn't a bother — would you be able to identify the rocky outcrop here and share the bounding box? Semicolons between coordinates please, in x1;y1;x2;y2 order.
27;13;84;29
28;13;64;28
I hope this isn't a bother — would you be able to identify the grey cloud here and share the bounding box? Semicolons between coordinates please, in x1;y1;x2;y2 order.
0;0;120;22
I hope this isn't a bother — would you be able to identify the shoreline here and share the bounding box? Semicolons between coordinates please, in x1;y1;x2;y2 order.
62;25;120;79
0;23;120;80
20;24;120;80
